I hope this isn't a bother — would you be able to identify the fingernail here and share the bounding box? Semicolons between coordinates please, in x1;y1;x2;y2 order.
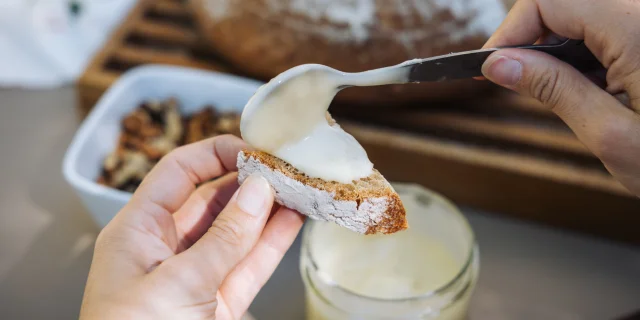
236;173;271;217
482;55;522;87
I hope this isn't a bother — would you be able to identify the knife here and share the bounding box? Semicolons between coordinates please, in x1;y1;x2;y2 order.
405;39;603;82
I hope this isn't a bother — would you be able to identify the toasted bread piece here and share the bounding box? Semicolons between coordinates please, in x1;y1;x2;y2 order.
237;150;407;234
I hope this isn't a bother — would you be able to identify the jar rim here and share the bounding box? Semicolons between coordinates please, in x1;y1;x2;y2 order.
301;182;477;304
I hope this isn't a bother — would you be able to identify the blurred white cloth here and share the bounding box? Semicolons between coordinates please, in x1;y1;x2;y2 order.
0;0;136;89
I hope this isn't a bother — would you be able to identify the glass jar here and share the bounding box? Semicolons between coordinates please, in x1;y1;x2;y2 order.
300;183;479;320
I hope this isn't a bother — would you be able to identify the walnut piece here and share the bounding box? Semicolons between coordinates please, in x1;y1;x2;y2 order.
110;151;151;188
98;98;241;192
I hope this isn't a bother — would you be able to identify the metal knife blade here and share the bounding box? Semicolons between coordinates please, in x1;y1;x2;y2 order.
406;39;603;83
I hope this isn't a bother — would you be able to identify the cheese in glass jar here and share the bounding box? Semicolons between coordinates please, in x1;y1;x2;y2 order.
300;183;479;320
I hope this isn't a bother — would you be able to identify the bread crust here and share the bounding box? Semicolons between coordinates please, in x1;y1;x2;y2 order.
237;150;407;234
191;0;504;105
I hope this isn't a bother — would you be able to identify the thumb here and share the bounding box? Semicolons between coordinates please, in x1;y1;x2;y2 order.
480;48;627;147
481;48;588;111
156;173;274;290
482;49;640;194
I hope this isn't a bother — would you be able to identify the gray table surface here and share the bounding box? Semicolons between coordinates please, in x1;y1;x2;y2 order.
0;86;638;320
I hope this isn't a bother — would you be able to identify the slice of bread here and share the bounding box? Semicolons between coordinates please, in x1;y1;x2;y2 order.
237;150;408;234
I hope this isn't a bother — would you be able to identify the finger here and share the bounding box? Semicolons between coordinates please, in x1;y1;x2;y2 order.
123;134;246;222
476;0;549;81
617;69;640;113
156;174;274;290
218;207;305;318
482;49;640;193
173;173;240;251
99;135;247;274
483;0;544;48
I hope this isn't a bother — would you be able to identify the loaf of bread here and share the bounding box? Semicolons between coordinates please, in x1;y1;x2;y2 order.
237;150;408;234
191;0;509;105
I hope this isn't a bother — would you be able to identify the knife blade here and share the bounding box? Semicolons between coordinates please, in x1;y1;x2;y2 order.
406;39;603;83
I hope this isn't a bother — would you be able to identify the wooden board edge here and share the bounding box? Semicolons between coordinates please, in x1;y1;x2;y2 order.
343;123;640;244
79;0;152;84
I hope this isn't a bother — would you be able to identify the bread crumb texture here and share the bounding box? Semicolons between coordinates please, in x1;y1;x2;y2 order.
237;150;407;234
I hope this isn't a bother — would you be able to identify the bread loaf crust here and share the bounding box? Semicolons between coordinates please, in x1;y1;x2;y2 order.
237;150;407;234
191;0;507;104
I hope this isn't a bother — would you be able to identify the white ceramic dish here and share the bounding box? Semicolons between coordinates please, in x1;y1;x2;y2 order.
63;65;263;228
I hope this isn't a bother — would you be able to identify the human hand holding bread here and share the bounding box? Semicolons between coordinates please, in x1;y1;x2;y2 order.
79;70;408;319
81;0;640;318
80;135;303;319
